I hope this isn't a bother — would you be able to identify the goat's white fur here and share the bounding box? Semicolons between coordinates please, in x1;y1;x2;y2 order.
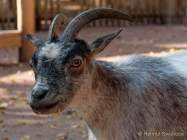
41;43;60;59
167;50;187;78
88;127;97;140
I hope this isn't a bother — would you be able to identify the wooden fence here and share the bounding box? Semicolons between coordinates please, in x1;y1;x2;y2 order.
0;0;187;62
0;0;17;30
1;0;187;31
36;0;187;30
0;0;35;62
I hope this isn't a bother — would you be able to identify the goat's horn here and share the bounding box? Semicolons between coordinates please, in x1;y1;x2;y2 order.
61;8;132;42
48;13;67;41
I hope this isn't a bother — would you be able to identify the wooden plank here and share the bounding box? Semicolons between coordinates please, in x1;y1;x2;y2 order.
12;0;18;29
32;0;187;27
0;30;21;48
164;0;176;24
1;0;6;29
17;0;22;31
0;0;3;29
184;0;187;24
19;0;35;62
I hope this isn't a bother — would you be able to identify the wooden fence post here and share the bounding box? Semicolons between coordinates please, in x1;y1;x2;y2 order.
18;0;35;62
184;0;187;25
165;0;176;24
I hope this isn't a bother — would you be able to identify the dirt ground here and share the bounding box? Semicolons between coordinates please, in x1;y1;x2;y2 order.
0;26;187;140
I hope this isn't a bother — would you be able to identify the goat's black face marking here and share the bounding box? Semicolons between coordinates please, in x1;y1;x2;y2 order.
29;39;91;114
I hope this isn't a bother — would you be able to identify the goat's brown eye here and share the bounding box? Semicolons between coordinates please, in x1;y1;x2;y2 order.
71;56;82;68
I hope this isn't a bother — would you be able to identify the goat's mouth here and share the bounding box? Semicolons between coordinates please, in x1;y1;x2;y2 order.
30;97;70;114
30;101;60;114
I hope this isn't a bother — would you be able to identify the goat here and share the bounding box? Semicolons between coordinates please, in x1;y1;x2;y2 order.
25;8;187;140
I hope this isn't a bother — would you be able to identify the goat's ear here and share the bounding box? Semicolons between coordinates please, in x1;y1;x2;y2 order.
90;29;122;55
25;34;44;47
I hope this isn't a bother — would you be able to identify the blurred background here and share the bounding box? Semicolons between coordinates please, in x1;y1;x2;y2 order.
0;0;187;140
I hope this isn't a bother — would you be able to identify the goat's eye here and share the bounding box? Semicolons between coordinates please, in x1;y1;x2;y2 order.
70;56;82;68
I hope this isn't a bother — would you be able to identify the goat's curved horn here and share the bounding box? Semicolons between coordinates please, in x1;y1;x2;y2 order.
48;13;67;41
61;8;132;42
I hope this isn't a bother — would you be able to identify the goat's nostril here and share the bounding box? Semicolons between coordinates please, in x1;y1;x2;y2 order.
32;88;48;101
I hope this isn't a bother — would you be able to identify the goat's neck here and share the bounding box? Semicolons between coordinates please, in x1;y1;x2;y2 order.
84;60;128;139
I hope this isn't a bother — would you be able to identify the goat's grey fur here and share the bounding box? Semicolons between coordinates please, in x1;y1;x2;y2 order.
82;53;187;140
25;8;187;140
